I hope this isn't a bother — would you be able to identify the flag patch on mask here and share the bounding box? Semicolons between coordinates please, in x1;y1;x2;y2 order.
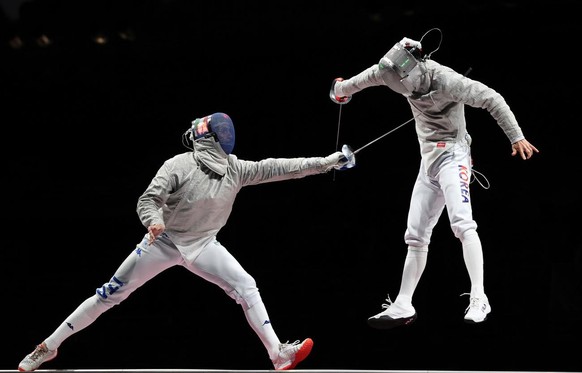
437;142;446;148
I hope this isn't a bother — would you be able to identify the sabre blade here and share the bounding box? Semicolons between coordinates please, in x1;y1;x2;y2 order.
353;116;416;154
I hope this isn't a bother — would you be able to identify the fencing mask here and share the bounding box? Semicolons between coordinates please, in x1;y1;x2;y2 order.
378;41;426;96
189;112;235;154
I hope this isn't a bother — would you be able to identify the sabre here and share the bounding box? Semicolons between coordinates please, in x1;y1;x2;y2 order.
353;116;415;155
330;83;353;177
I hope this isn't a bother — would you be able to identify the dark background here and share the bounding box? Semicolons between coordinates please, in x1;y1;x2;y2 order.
2;1;581;372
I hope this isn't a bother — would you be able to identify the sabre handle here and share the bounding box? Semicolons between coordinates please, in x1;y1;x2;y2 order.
330;78;352;105
338;144;356;169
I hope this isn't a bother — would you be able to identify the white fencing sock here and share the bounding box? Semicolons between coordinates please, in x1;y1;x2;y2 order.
44;294;112;351
461;229;485;297
244;300;281;361
395;245;428;305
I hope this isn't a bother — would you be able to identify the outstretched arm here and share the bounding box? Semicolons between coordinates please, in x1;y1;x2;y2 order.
236;151;351;186
333;64;387;99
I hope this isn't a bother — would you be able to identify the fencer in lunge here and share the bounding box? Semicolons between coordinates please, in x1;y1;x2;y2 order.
330;30;538;329
18;112;350;371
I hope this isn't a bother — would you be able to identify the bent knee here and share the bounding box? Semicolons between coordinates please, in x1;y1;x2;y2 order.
228;287;260;310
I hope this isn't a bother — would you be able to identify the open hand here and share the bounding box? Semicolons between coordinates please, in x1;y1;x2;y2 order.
511;139;539;160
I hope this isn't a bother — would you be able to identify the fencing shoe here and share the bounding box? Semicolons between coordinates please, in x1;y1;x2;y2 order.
463;294;491;323
367;294;417;329
18;342;57;372
272;338;313;370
